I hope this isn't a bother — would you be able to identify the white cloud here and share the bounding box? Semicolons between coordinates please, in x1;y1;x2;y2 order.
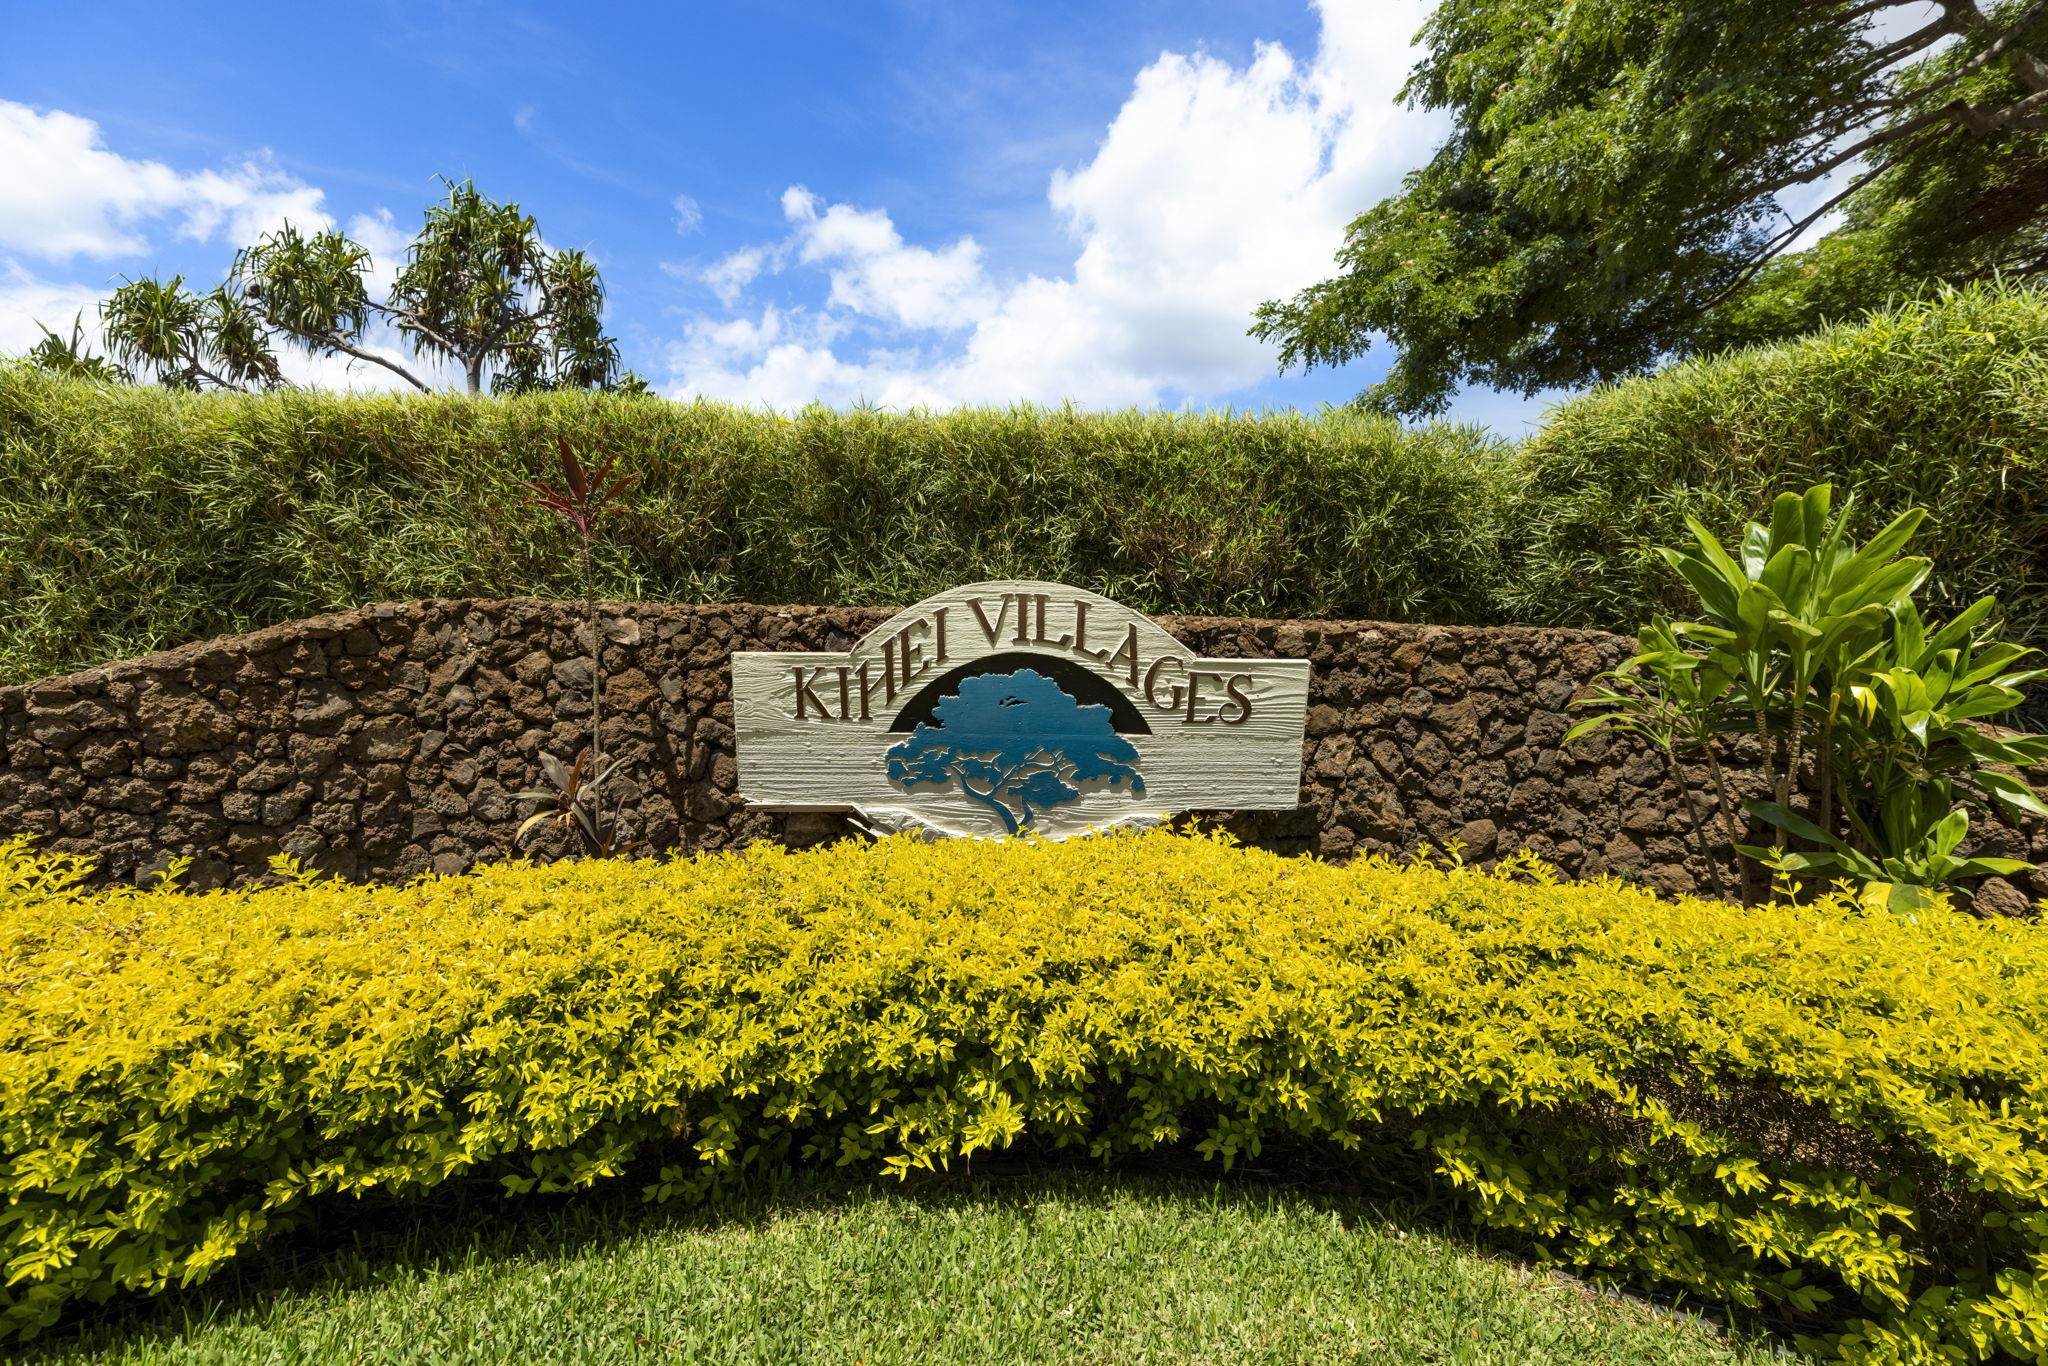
665;0;1445;410
0;99;328;261
783;185;998;331
0;106;463;392
343;208;414;297
345;208;411;264
0;260;107;360
700;244;777;305
660;305;868;410
672;194;703;234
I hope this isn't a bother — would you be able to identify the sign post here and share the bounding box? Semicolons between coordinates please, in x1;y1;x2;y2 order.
733;581;1310;839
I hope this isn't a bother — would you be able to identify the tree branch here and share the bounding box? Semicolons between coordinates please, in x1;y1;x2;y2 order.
1766;144;1920;253
302;331;431;392
183;358;249;394
1720;1;2044;192
1954;84;2048;132
1828;0;1920;30
1756;99;1960;197
1856;13;1961;76
366;301;465;361
1938;0;2048;94
1698;130;1939;316
480;291;563;360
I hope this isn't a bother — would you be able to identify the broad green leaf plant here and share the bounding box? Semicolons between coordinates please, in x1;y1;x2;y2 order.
1569;483;2047;908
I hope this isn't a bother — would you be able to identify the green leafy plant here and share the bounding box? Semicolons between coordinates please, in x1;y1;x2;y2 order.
1254;1;2048;417
1503;283;2048;652
0;367;1515;688
1570;482;2047;905
1744;786;2034;913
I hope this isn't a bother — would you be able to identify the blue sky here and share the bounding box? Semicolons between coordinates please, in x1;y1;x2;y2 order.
0;1;1557;431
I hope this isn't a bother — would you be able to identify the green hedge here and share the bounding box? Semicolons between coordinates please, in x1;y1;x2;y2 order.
1505;283;2048;643
3;282;2044;686
0;374;1511;685
4;831;2048;1358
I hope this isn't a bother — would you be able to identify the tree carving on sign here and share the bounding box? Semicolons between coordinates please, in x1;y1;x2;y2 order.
885;670;1144;833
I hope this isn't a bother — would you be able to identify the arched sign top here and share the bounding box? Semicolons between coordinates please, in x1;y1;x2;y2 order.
732;580;1309;840
853;579;1193;692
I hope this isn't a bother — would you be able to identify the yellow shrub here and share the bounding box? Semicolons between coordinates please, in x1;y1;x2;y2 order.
2;831;2046;1357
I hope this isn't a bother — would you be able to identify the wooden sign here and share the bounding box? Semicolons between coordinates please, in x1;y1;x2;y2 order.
732;581;1310;839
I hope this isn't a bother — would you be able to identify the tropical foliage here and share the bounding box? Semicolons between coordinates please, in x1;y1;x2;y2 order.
1255;0;2048;416
1504;283;2048;651
3;831;2047;1358
1569;484;2048;905
17;315;126;385
0;369;1512;686
98;275;285;392
81;180;638;396
238;181;632;395
1;284;2043;689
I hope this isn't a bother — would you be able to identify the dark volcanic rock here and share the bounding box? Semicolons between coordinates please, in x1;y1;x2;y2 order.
2;598;2042;904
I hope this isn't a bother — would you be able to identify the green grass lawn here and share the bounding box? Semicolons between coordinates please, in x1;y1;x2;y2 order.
30;1172;1788;1364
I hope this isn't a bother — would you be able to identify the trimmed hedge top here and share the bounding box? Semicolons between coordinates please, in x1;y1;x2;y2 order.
3;282;2045;686
2;831;2046;1357
1508;283;2048;644
0;379;1511;685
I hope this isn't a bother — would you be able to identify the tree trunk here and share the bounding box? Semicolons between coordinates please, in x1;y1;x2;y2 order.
465;355;484;395
581;540;602;766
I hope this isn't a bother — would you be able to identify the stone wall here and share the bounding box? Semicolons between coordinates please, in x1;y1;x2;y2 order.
2;599;2042;905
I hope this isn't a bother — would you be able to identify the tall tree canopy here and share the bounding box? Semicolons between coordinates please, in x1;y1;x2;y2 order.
100;277;284;392
1255;0;2048;417
88;180;636;396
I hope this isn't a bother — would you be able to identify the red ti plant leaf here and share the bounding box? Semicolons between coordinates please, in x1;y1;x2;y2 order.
558;435;589;503
521;436;635;539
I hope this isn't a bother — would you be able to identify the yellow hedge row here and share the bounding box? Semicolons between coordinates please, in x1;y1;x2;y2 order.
3;832;2046;1357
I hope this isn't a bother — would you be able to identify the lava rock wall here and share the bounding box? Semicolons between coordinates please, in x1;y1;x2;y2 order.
3;599;2042;905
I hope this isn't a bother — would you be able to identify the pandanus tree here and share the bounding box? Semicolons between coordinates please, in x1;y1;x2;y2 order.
65;180;635;395
237;180;627;394
229;225;411;390
19;314;127;384
99;276;284;392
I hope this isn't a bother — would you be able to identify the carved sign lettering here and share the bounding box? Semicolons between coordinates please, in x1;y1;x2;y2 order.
732;581;1310;839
